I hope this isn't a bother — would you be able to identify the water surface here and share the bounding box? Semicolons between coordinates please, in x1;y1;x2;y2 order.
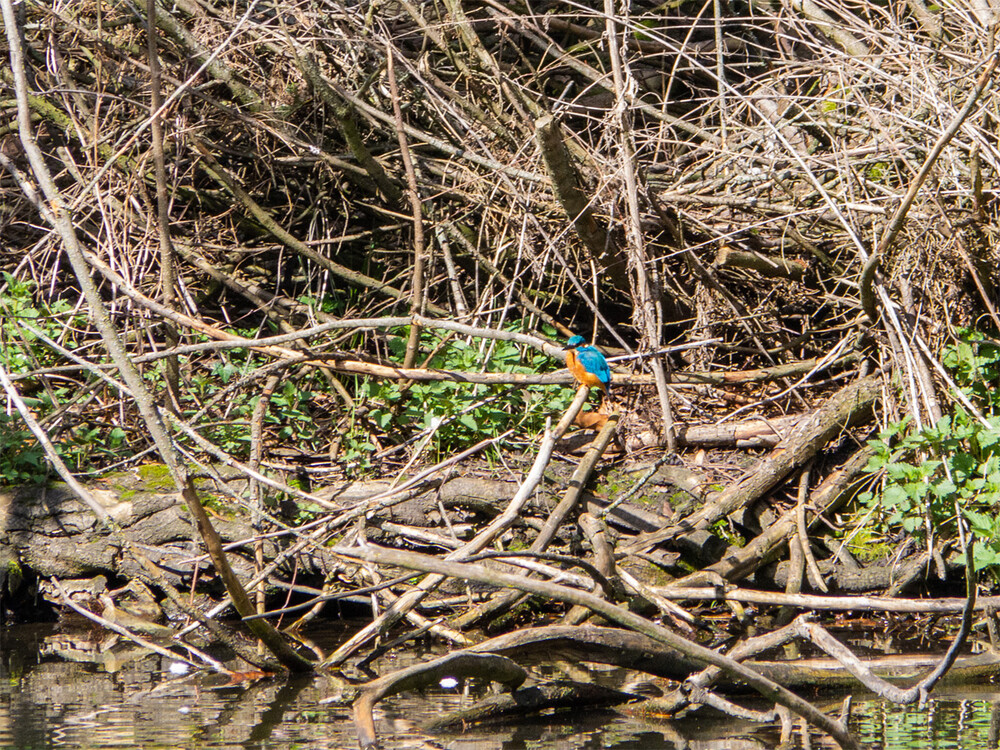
3;622;999;749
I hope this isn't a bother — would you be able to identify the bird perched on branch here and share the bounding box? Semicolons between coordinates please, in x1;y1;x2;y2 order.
564;335;611;396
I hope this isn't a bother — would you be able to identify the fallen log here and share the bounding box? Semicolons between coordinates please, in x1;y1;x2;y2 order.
747;652;1000;690
467;624;703;680
622;373;881;556
664;445;875;587
424;681;640;731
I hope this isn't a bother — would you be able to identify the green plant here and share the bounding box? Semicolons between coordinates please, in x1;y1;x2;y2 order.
0;275;95;483
1;272;85;372
0;412;47;484
859;330;1000;572
357;324;574;459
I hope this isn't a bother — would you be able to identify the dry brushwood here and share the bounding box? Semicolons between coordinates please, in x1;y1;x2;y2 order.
3;1;1000;747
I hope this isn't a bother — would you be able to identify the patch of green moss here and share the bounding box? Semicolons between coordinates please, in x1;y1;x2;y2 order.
636;566;675;586
6;559;24;591
595;469;660;507
846;529;892;563
506;538;529;552
137;463;174;490
711;519;746;548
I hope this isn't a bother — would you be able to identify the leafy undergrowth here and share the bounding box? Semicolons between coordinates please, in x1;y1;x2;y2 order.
349;326;575;474
0;285;576;481
857;330;1000;576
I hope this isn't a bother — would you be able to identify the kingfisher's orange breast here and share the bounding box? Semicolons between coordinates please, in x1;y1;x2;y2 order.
566;350;607;392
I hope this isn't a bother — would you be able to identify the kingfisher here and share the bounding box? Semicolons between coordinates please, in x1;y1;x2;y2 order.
564;335;611;396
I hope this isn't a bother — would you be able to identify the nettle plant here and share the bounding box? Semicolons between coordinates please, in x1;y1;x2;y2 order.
860;330;1000;573
357;325;573;459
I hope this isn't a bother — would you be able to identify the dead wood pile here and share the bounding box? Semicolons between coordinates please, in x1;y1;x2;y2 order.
2;0;1000;747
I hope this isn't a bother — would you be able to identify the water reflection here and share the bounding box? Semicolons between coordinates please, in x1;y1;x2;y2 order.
2;622;999;749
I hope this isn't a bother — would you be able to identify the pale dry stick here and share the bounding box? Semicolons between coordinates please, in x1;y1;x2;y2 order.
321;387;592;667
58;243;571;365
146;0;180;415
687;685;777;722
434;226;469;316
384;42;427;370
795;463;828;593
7;325;796;390
712;0;727;148
657;586;998;613
603;0;676;450
41;309;405;363
335;545;860;750
618;568;695;625
463;553;599;590
882;308;932;431
785;0;869;56
776;515;805;628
